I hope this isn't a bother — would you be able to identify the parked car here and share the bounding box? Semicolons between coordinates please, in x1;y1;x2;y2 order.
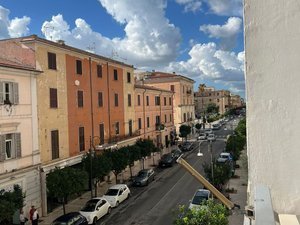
189;189;211;209
180;141;194;152
79;197;111;224
197;133;207;140
171;148;183;160
212;123;221;130
132;168;155;186
159;153;176;167
103;184;130;207
51;212;88;225
217;152;233;163
207;133;216;141
204;128;213;136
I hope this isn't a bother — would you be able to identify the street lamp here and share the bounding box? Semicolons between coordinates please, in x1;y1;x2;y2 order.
197;140;203;157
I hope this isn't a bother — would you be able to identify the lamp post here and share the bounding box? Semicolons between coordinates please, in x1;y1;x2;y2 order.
197;140;203;157
208;140;214;184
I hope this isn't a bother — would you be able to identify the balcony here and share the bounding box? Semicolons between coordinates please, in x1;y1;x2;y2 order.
155;123;165;131
186;90;192;95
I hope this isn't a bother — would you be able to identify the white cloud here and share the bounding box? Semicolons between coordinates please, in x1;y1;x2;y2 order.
200;17;242;50
165;42;245;94
0;5;30;39
205;0;243;16
42;0;181;67
175;0;202;13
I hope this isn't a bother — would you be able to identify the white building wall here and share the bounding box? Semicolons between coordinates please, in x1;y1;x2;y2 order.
245;0;300;214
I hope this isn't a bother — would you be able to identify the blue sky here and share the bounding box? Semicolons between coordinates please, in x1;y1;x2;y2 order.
0;0;245;97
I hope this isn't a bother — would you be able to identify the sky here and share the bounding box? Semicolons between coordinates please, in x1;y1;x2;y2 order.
0;0;245;97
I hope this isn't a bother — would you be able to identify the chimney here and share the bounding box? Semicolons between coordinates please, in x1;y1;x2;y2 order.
173;71;176;74
57;40;65;45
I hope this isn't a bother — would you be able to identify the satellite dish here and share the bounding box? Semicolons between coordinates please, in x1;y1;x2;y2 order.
75;80;80;86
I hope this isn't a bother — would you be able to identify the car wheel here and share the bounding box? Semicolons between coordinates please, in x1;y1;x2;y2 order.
93;217;98;225
115;201;119;207
107;207;111;214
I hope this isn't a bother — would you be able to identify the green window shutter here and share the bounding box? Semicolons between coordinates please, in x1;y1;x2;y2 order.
0;135;5;161
0;82;3;104
13;82;19;105
14;133;21;158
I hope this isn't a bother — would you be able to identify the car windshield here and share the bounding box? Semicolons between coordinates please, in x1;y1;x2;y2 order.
162;154;172;160
51;222;67;225
137;171;148;178
192;195;208;205
81;199;98;212
105;188;119;196
221;155;229;159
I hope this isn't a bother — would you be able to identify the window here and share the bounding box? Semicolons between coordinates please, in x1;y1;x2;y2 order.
146;96;149;106
128;94;132;107
77;90;84;107
76;60;82;75
147;117;150;128
183;113;186;122
98;92;103;107
165;114;167;123
114;69;118;80
164;97;166;106
79;127;85;151
51;130;59;159
99;124;104;145
138;118;142;129
169;97;172;105
183;86;185;93
155;115;160;125
0;133;21;161
0;82;19;105
127;72;131;83
50;88;58;108
137;95;141;106
170;85;175;92
170;114;172;122
129;120;133;136
48;52;57;70
115;122;120;135
155;96;160;106
217;98;220;102
97;64;102;78
114;93;119;107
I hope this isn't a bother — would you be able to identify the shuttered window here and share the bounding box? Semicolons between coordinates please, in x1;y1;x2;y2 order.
78;90;84;107
99;124;104;145
138;118;142;129
164;97;167;106
114;93;119;107
76;60;82;75
50;88;58;108
97;64;102;78
79;127;85;151
146;96;149;106
137;95;141;106
51;130;59;159
128;94;131;107
0;82;19;105
48;52;57;70
147;117;150;128
115;122;120;135
0;133;21;161
98;92;103;107
127;72;131;83
113;69;118;80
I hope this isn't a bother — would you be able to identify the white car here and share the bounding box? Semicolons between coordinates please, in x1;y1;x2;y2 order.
207;133;216;141
189;189;211;209
79;197;111;224
103;184;131;207
217;152;233;163
204;129;213;136
197;133;207;140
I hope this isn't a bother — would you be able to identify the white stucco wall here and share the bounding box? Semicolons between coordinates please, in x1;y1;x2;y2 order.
245;0;300;214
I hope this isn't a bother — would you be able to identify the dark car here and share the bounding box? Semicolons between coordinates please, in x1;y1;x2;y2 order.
159;153;175;167
51;212;88;225
133;168;155;186
171;148;183;160
180;142;193;152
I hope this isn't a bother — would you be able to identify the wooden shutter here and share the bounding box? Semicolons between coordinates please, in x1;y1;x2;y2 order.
13;83;19;105
0;82;3;104
99;124;104;145
14;133;21;158
0;135;5;161
51;130;59;159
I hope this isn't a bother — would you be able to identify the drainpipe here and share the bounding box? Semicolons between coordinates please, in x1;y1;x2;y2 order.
89;57;94;138
143;88;147;139
106;62;111;141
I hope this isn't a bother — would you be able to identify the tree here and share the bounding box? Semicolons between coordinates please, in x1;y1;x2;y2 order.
173;199;229;225
203;162;232;188
125;145;141;178
47;167;88;215
82;152;111;196
179;125;191;141
195;123;202;131
206;103;219;114
136;139;156;157
0;185;25;225
106;149;128;184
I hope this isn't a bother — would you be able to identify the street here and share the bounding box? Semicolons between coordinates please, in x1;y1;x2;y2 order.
99;121;237;225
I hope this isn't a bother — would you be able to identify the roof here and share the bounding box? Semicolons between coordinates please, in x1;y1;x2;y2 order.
134;84;173;93
145;71;195;83
109;184;128;189
0;57;42;73
19;35;134;68
54;212;81;221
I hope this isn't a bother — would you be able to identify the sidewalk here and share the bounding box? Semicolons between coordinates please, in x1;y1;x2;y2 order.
228;148;248;225
39;145;177;225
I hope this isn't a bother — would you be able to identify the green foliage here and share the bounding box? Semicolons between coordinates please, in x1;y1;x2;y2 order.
136;139;157;157
173;199;229;225
179;125;191;140
203;162;231;187
195;123;202;130
105;148;128;183
206;103;219;114
0;185;25;224
47;167;88;214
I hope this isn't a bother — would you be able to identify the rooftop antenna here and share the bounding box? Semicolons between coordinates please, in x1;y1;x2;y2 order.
87;42;96;53
111;49;127;62
43;25;55;40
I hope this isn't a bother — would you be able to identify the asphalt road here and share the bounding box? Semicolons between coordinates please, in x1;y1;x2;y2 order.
99;120;238;225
